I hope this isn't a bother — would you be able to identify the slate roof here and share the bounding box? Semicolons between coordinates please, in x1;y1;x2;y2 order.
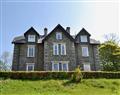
12;25;100;44
90;38;100;44
24;27;40;37
75;28;91;38
12;35;100;44
43;24;75;42
12;36;26;44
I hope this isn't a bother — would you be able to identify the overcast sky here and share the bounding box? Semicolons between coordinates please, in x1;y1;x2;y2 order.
0;0;119;55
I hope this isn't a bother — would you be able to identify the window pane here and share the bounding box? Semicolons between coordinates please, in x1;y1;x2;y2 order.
63;63;67;71
59;63;62;71
27;45;35;57
53;44;59;55
27;64;34;71
28;35;35;42
82;47;89;57
53;43;59;55
54;45;57;55
62;45;64;55
61;44;66;55
56;32;62;40
54;64;59;71
28;65;33;71
81;36;87;42
84;64;91;71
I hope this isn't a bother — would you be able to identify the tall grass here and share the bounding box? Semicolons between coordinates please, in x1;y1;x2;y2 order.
0;79;120;95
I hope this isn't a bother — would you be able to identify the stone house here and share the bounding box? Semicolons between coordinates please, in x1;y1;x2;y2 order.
12;24;100;71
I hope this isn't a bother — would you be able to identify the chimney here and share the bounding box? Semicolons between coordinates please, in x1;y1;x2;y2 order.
66;27;70;34
44;28;47;36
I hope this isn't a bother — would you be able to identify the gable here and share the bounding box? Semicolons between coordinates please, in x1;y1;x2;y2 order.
24;27;40;37
43;24;74;42
75;28;91;44
76;28;91;38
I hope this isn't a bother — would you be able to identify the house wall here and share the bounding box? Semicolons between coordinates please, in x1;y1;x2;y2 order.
92;45;100;70
44;28;76;71
12;44;20;71
12;43;44;71
75;43;100;71
12;26;100;71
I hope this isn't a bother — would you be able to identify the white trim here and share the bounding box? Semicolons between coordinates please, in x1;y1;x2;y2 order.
52;62;59;71
26;63;35;71
52;61;69;71
83;64;91;71
82;46;89;57
56;32;62;40
61;43;66;55
80;35;87;42
62;63;68;71
28;35;35;42
27;45;35;57
53;43;59;55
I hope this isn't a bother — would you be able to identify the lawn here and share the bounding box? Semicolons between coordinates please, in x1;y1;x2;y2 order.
0;79;120;95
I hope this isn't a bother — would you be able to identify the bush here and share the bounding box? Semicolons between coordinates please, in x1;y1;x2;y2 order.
0;71;120;80
71;66;83;83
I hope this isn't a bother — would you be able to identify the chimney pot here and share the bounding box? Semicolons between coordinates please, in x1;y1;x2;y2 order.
44;28;47;36
66;27;70;34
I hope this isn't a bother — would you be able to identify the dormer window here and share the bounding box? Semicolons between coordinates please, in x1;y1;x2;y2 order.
56;32;62;40
28;35;35;42
80;35;87;42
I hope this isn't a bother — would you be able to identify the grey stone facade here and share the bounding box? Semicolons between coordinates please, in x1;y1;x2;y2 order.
43;28;76;71
12;24;100;71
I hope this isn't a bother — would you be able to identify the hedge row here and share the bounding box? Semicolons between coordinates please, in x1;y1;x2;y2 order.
0;71;120;79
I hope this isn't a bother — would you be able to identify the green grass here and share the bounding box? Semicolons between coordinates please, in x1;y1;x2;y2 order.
0;79;120;95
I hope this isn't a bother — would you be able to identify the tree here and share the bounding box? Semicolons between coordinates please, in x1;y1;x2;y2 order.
99;34;120;71
104;33;120;44
0;51;12;71
0;60;4;71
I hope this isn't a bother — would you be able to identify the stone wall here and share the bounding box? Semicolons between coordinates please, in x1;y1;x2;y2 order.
44;28;76;71
12;43;44;71
75;43;100;71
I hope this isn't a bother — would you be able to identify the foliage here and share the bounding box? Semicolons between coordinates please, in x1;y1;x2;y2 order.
0;60;4;70
99;40;120;71
0;79;120;95
0;51;12;71
0;71;120;80
104;33;120;44
71;66;83;82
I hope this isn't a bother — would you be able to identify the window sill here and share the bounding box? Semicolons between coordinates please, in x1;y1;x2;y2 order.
53;55;66;56
82;56;89;58
26;56;35;58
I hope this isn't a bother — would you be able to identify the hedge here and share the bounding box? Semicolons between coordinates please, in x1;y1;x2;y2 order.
0;71;120;79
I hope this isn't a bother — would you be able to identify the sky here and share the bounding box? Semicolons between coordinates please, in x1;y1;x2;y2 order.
0;0;119;56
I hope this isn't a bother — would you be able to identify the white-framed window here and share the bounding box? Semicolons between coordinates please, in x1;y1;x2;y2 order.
62;63;68;71
53;43;66;55
28;35;35;42
27;45;35;57
53;43;59;55
61;44;66;55
82;46;89;57
83;64;91;71
52;62;68;71
56;32;62;40
80;35;87;42
26;63;35;71
52;63;59;71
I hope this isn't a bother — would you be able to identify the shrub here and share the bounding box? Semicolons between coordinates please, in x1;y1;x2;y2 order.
71;66;83;83
0;71;120;80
